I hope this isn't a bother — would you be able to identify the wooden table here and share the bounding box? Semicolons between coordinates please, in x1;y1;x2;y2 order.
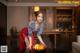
43;29;74;49
43;30;60;49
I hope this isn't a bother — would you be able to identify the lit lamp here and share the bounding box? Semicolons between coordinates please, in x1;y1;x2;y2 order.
33;6;40;18
34;6;40;12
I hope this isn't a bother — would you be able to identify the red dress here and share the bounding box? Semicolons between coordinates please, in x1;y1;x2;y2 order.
19;27;28;51
19;27;35;53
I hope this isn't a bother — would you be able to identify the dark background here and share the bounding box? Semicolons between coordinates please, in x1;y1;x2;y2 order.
0;2;7;45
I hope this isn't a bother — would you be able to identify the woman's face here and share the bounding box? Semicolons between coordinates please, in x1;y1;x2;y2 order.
37;13;43;23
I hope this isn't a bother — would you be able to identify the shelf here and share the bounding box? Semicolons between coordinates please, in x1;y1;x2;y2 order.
57;14;72;17
43;29;74;34
55;7;74;33
56;9;72;15
57;20;72;22
56;7;72;9
57;18;72;22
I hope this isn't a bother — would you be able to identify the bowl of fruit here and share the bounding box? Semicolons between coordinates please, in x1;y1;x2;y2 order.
33;43;46;51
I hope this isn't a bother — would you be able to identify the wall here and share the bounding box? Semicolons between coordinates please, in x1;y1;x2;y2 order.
7;6;56;35
46;8;55;29
7;6;28;35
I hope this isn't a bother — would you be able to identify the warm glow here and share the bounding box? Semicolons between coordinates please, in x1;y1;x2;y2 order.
34;6;40;12
57;1;80;5
33;44;45;50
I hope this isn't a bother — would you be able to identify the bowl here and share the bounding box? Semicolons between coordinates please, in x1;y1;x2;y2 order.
33;44;46;51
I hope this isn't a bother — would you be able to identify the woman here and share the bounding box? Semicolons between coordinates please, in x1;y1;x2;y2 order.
28;12;46;49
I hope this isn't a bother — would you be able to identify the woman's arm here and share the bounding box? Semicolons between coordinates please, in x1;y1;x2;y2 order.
28;36;32;49
28;21;35;49
37;24;46;46
37;35;46;46
24;35;29;48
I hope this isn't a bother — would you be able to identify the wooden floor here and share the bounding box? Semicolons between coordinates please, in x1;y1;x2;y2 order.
25;49;69;53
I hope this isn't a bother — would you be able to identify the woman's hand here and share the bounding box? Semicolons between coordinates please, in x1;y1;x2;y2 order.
28;44;32;50
41;42;46;48
37;35;46;48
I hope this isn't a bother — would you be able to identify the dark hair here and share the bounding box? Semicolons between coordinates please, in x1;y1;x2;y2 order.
34;12;44;18
34;12;38;18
